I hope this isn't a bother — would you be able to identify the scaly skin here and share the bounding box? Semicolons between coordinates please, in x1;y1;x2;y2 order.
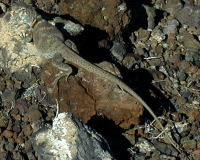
11;2;183;153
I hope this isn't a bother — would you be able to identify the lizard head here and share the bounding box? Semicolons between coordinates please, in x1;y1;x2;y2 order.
11;2;38;27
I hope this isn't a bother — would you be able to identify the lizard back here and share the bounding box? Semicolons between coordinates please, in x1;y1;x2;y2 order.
33;18;65;59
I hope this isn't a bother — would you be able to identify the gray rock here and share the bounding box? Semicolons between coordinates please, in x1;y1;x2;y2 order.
110;42;126;62
178;30;200;52
175;5;200;28
31;113;114;160
12;152;24;160
152;139;178;157
5;139;14;152
1;88;16;104
50;17;84;36
163;18;179;35
177;71;187;81
143;5;156;30
26;152;36;160
164;0;183;15
0;152;11;160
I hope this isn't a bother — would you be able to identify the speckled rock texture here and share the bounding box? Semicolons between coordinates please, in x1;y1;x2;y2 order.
35;0;131;38
31;112;114;160
0;0;200;159
41;61;144;129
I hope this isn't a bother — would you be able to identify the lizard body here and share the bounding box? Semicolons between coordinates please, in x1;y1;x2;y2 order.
10;2;182;152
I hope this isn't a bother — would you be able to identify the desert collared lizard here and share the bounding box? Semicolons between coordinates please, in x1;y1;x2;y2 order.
8;2;182;153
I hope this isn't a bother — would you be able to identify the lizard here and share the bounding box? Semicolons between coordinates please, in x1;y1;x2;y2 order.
8;2;183;153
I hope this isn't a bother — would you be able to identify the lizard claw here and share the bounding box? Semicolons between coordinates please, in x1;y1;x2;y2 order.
18;30;32;42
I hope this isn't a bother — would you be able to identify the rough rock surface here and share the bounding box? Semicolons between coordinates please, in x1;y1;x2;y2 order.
41;61;144;129
0;0;200;159
0;7;43;72
31;112;114;160
36;0;131;38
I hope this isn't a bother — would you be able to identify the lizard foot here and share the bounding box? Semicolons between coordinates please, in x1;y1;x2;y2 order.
49;71;71;93
49;54;73;93
18;30;33;43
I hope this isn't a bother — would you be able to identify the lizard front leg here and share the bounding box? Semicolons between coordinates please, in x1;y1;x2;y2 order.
50;53;73;92
64;39;79;54
18;29;33;43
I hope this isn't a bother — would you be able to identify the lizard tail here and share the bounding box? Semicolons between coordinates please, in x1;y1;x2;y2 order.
61;46;182;153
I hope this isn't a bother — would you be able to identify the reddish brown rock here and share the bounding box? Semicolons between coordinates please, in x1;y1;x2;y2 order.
41;61;144;129
36;0;131;39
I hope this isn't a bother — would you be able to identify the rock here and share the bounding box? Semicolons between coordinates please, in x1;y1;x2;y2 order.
1;88;16;105
178;60;192;72
135;28;150;42
164;0;183;15
193;149;200;157
178;30;200;52
0;76;6;91
134;153;146;160
150;70;165;81
122;53;136;69
175;4;200;28
31;112;115;160
174;122;191;136
15;137;24;144
162;18;179;35
164;0;200;29
25;109;42;122
0;8;44;72
181;138;197;151
2;130;13;138
159;154;176;160
180;90;192;99
37;0;131;38
5;139;14;152
143;5;156;30
51;17;84;36
12;151;24;160
152;140;178;157
185;51;199;62
110;42;127;62
41;61;144;129
177;71;187;81
0;152;10;160
26;152;36;160
24;140;32;152
150;27;166;43
135;138;155;154
0;116;9;127
187;108;200;122
23;124;33;137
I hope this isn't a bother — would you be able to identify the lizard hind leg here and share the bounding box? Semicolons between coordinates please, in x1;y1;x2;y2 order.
50;54;73;92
